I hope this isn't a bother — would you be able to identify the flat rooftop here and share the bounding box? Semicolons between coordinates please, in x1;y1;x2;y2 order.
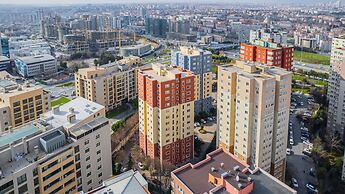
41;97;104;129
70;117;108;137
0;56;10;62
0;124;39;147
0;79;16;88
173;149;247;194
140;64;194;82
17;54;55;64
172;149;296;194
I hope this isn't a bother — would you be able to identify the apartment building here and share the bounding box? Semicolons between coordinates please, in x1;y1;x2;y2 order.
0;80;51;132
217;61;292;181
75;57;140;111
327;36;345;136
171;47;213;113
240;40;293;71
0;97;112;194
250;28;288;44
171;148;297;194
15;54;57;78
81;170;150;194
138;63;195;165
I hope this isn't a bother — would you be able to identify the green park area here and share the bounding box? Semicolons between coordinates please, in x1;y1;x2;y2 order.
51;97;71;107
106;104;128;118
294;51;330;65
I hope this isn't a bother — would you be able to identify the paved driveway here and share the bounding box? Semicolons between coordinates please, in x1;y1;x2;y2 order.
286;93;317;193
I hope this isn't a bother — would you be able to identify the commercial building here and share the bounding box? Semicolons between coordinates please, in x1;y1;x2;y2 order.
138;64;195;165
171;47;213;113
0;80;51;132
145;17;169;38
119;44;153;57
249;28;288;44
0;56;11;71
327;36;345;137
240;40;293;71
0;97;112;194
9;38;51;58
217;61;292;181
15;54;57;78
75;57;140;111
171;148;297;194
0;35;9;57
81;170;150;194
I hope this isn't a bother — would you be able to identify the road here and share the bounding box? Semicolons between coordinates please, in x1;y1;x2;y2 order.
286;93;317;194
293;61;329;74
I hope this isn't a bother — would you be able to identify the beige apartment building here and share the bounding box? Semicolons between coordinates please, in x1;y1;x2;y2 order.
327;36;345;135
217;60;292;181
0;97;112;194
75;57;141;111
138;63;196;165
0;80;51;132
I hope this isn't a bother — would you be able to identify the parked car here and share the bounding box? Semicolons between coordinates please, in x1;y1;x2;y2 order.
291;178;299;188
289;139;294;145
286;148;291;155
194;122;200;127
306;183;318;193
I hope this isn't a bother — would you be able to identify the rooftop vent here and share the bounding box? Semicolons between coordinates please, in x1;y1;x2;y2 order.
69;107;74;113
211;167;216;172
236;174;240;182
238;183;243;189
248;177;252;182
220;162;224;168
53;106;59;114
233;165;240;171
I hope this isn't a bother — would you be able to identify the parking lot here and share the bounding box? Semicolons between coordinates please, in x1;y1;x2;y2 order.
286;93;318;194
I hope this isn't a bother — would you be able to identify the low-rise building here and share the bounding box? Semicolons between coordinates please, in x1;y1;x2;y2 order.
0;56;11;71
15;54;57;78
75;58;139;111
0;97;112;194
171;148;297;194
0;80;51;132
81;170;150;194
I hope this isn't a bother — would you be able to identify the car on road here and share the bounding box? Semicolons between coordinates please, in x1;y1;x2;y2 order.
303;148;312;157
306;183;318;193
286;148;291;155
291;178;299;188
289;138;294;145
194;122;200;127
200;119;207;124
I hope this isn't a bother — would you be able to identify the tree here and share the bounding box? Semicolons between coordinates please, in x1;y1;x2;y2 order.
326;132;342;153
60;61;67;68
114;162;122;175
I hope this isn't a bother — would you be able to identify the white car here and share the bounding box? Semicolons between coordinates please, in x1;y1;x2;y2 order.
291;178;299;188
286;148;291;155
306;183;318;193
289;139;294;145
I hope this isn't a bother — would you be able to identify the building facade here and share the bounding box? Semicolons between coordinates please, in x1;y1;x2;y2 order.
216;61;292;181
240;40;293;71
75;58;140;111
145;17;169;38
138;64;195;165
250;28;288;44
119;44;152;57
171;148;297;194
327;36;345;136
171;47;213;113
0;98;112;194
0;80;51;131
15;54;57;78
0;56;11;71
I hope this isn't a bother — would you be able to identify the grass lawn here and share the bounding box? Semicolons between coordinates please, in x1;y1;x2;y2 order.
292;74;304;81
57;82;74;87
294;51;330;65
293;73;327;86
51;97;71;107
212;65;217;74
106;104;128;118
292;87;311;94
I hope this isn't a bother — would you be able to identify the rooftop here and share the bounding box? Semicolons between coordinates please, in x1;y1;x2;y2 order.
0;124;39;147
178;46;212;56
172;148;296;194
16;54;55;64
139;63;194;82
0;56;10;62
84;170;149;194
41;97;104;129
0;79;16;89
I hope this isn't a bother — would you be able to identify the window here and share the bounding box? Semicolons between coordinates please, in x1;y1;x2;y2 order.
85;148;90;153
87;180;92;185
96;134;100;139
18;184;28;193
84;140;89;145
17;174;27;185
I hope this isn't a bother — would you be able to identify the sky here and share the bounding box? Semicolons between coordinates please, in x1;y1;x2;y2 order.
0;0;335;5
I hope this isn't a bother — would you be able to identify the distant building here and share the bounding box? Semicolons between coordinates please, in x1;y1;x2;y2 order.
217;61;292;181
9;38;51;58
171;47;213;113
138;64;195;165
240;40;293;71
0;80;51;131
75;57;140;111
171;148;297;194
145;17;169;38
250;28;287;44
0;35;9;57
0;98;112;194
0;56;11;71
15;54;57;78
119;44;152;57
230;23;261;43
82;170;150;194
327;36;345;137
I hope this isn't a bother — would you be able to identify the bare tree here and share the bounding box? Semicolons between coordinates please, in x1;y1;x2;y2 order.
326;132;342;153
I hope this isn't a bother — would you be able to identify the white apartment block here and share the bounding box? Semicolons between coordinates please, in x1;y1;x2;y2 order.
217;60;292;181
0;97;112;194
327;36;345;135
